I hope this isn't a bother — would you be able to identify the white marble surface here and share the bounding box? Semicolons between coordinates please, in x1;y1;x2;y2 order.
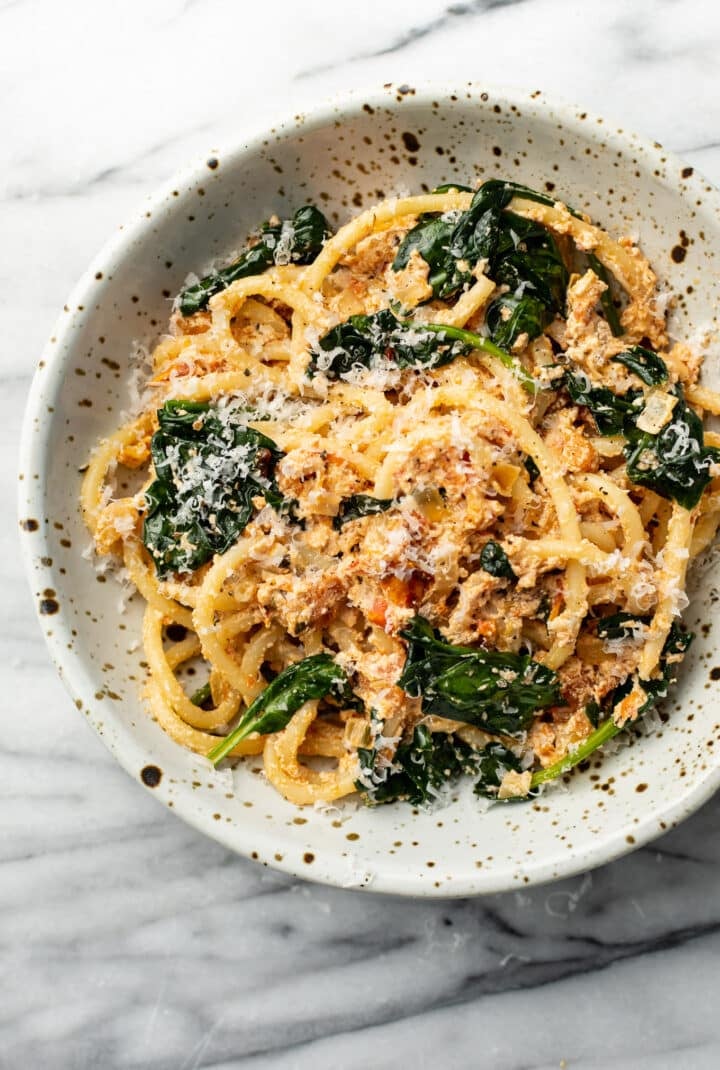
5;0;720;1066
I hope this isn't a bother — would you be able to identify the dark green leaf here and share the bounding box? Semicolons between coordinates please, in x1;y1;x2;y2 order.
479;540;516;580
208;654;359;764
595;612;646;641
531;622;693;788
398;616;560;737
359;725;526;805
565;370;643;436
334;494;393;529
142;400;287;577
524;455;540;485
363;724;483;806
612;345;668;386
309;310;537;392
307;308;472;380
624;389;720;510
566;371;718;509
473;741;523;798
637;622;693;713
431;182;474;193
587;253;624;337
485;291;552;349
392;180;569;349
190;682;213;708
178;205;331;315
584;700;601;729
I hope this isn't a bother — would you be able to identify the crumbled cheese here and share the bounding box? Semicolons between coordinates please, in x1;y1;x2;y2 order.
635;389;677;434
272;220;296;265
120;341;154;420
498;769;532;800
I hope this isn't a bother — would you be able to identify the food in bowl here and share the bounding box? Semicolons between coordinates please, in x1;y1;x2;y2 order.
81;178;720;809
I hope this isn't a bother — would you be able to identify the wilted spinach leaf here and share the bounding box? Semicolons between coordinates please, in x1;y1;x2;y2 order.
208;654;360;765
359;725;527;806
612;345;668;386
532;622;694;788
473;741;523;798
566;370;717;510
398;615;560;737
333;494;393;529
362;723;483;806
308;310;537;391
308;308;473;379
587;252;624;337
564;370;642;435
190;682;213;708
392;179;569;348
142;400;286;577
624;388;720;510
524;454;540;485
637;621;694;713
479;540;516;580
178;205;331;315
595;612;647;641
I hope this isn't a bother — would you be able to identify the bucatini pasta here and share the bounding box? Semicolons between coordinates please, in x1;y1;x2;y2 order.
82;179;720;807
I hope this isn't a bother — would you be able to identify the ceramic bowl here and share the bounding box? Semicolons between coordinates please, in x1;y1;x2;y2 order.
19;83;720;896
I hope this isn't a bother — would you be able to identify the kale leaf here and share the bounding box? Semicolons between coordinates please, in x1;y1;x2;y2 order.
612;345;668;386
208;654;359;764
142;400;286;577
333;494;393;529
178;205;331;315
484;290;553;350
479;540;516;580
398;615;560;737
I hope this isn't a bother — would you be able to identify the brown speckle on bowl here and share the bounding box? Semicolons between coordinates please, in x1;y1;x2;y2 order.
141;765;163;787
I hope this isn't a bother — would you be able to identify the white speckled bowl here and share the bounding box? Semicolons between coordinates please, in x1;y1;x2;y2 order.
19;83;720;896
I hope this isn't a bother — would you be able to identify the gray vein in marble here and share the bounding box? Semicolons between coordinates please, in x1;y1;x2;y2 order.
1;122;214;202
295;0;529;78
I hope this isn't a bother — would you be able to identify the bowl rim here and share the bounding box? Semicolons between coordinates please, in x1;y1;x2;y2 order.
18;80;720;896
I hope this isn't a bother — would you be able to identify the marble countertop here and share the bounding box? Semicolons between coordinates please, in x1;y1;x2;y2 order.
4;0;720;1066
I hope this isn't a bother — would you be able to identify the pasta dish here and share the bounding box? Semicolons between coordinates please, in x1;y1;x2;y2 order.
81;179;720;807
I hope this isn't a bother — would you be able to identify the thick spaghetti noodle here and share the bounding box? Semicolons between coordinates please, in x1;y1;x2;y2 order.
82;179;720;807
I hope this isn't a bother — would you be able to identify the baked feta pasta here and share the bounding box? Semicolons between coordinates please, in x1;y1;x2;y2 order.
82;179;720;806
